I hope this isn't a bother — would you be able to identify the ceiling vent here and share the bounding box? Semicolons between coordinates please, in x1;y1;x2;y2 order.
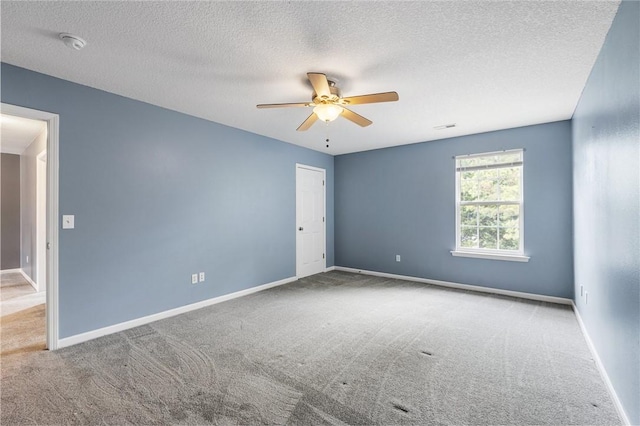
434;123;456;130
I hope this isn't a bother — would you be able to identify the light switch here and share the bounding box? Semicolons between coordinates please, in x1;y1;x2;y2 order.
62;215;75;229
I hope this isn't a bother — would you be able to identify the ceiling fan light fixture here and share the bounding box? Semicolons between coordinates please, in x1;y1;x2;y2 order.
313;103;343;122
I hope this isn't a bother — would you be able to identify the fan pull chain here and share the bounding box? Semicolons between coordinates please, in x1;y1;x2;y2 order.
325;121;330;148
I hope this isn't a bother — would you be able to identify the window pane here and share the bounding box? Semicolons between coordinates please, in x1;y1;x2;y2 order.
479;227;498;249
478;205;498;226
498;205;519;228
476;169;498;201
498;152;522;163
475;168;498;181
460;172;477;201
460;227;478;248
460;205;477;226
498;227;520;250
477;180;499;201
458;151;521;168
459;157;484;168
498;167;520;201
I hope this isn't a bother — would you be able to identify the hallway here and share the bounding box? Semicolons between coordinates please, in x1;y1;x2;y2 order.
1;272;46;358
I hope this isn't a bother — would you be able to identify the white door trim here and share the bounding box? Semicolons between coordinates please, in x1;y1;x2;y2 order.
295;163;326;278
2;103;60;350
36;149;47;292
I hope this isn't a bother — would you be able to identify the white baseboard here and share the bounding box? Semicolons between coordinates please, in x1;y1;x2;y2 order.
572;302;630;425
324;266;336;272
58;276;297;349
0;268;22;274
19;269;38;292
333;266;572;305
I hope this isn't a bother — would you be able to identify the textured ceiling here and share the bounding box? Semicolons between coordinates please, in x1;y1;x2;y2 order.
1;1;620;155
0;114;46;155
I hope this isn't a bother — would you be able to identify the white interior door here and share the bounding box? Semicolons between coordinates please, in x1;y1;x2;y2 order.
296;164;326;278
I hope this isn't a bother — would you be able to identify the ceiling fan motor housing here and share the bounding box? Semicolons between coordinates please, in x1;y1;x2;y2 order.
313;81;341;104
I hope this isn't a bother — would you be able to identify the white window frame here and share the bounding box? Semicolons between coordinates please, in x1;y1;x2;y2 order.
451;149;530;262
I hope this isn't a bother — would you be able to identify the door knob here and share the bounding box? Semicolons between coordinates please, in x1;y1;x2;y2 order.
298;227;303;231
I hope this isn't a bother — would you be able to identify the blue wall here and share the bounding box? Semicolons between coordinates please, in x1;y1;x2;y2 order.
1;63;334;338
335;121;574;298
572;1;639;423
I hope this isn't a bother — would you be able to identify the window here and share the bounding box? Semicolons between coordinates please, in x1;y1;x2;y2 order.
452;149;529;262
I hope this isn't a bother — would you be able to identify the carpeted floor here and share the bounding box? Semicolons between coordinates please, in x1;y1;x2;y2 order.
1;272;47;318
1;272;36;301
1;272;47;359
0;271;621;425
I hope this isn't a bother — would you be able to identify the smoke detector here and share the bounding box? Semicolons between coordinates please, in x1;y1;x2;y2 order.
59;33;87;50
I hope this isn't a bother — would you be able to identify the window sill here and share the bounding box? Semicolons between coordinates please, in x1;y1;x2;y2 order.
450;250;530;262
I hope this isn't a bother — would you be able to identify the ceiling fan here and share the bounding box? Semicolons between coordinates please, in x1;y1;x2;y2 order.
257;72;399;131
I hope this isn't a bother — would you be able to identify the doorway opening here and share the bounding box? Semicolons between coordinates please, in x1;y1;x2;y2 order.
0;103;59;351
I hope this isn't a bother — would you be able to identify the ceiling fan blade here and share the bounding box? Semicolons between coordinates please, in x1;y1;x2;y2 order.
341;107;372;127
341;91;399;105
257;102;311;109
307;73;331;98
296;113;318;131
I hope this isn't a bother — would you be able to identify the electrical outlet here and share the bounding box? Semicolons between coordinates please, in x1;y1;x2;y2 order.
191;274;198;284
199;272;205;282
396;255;401;262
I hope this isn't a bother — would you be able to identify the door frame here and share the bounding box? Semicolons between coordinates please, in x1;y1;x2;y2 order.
295;163;326;278
2;103;60;350
36;150;47;292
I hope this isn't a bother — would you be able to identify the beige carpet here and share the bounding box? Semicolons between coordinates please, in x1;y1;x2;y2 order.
1;272;36;301
1;304;46;358
0;272;46;363
0;271;621;425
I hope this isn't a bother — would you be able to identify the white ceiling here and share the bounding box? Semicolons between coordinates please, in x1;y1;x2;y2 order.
1;114;46;155
1;1;619;155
